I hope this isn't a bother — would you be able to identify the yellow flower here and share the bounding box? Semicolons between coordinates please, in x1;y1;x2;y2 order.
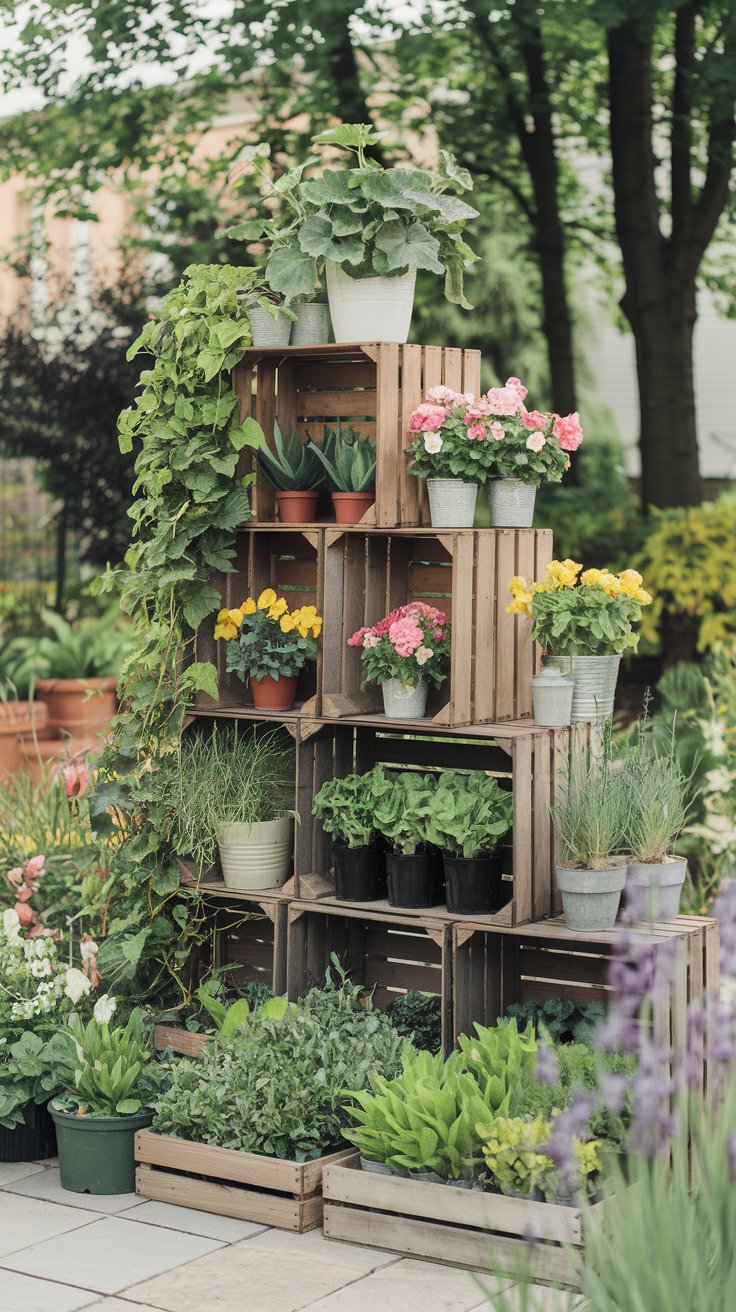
599;570;622;597
532;580;549;593
227;608;244;626
241;597;257;615
216;608;230;622
508;575;529;597
506;593;533;617
581;568;602;588
268;597;289;619
214;621;238;641
280;614;296;634
545;558;582;589
311;618;323;638
257;588;278;609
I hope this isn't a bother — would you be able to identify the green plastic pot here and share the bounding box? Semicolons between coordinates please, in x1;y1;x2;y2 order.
50;1103;153;1195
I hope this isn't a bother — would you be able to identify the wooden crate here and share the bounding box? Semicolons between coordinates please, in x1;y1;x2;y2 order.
320;527;552;725
199;882;290;996
135;1130;356;1232
323;1158;592;1286
232;343;481;528
294;720;598;928
286;899;453;1054
194;528;322;715
452;914;720;1092
153;1025;209;1058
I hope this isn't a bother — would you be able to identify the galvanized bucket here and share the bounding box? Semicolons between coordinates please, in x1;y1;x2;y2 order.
291;302;331;346
247;306;292;347
488;478;536;527
381;677;429;720
545;654;621;722
427;478;478;528
531;666;574;727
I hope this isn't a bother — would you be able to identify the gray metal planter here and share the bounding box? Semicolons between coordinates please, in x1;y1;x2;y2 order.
487;479;536;527
427;478;478;528
531;666;574;726
556;864;627;931
291;303;331;345
381;677;429;719
247;306;292;346
545;654;621;722
625;857;688;920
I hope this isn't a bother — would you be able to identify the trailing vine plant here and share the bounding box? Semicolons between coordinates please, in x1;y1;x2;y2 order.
89;264;263;1002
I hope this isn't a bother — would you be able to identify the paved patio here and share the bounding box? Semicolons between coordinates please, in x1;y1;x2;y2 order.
0;1159;584;1312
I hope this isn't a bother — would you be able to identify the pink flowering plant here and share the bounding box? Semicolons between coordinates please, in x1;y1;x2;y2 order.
406;379;583;487
348;604;451;690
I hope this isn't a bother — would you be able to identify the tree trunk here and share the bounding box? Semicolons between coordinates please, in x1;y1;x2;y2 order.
54;503;68;612
632;285;701;507
534;213;577;418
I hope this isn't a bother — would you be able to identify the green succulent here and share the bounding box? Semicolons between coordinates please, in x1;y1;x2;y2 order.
309;423;377;493
257;419;324;491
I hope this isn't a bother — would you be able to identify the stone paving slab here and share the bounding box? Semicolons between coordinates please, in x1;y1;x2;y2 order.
0;1192;101;1259
4;1168;143;1214
117;1199;266;1243
0;1161;46;1187
0;1267;99;1312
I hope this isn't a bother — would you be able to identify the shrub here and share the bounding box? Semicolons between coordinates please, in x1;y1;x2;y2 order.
386;991;442;1053
504;998;606;1046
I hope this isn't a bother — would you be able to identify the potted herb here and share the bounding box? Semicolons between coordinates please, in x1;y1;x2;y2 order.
552;754;630;931
507;561;653;721
214;587;322;711
425;771;513;915
347;603;450;720
477;1115;599;1203
312;766;389;901
372;771;443;908
3;607;131;740
256;420;325;522
621;742;690;919
165;724;295;891
251;124;479;345
309;423;377;524
50;1005;153;1195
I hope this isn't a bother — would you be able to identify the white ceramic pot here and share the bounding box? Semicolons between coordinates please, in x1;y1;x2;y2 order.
426;479;477;528
488;479;537;527
217;817;293;891
247;306;291;347
625;857;688;920
325;261;416;343
381;677;429;720
545;654;621;722
291;303;331;345
556;863;627;932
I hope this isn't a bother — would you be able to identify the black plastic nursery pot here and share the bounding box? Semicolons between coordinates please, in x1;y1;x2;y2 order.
333;844;386;902
0;1101;57;1163
51;1105;154;1195
443;852;505;915
386;852;444;909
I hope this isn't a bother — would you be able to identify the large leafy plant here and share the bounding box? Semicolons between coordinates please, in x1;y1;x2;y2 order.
215;588;322;681
507;559;653;655
425;770;513;859
240;124;479;308
52;1009;151;1117
371;770;437;855
2;606;132;683
312;765;389;848
457;1019;538;1116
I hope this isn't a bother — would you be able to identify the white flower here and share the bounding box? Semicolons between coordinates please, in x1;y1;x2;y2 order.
490;422;505;441
423;433;444;455
63;967;91;1005
415;645;434;666
93;994;117;1025
80;939;99;961
30;958;52;979
3;909;21;946
526;431;547;453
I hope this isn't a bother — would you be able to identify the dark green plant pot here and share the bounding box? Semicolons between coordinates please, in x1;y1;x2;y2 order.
50;1104;153;1195
0;1101;57;1162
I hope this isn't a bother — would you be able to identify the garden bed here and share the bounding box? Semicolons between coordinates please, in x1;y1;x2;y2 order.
322;1158;592;1286
135;1130;357;1232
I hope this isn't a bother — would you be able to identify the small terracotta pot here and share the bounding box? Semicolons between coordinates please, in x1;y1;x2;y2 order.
35;677;117;738
249;673;298;711
332;492;376;524
0;702;49;775
276;491;319;524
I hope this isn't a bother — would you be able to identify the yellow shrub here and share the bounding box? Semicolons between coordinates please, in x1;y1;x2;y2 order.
636;496;736;651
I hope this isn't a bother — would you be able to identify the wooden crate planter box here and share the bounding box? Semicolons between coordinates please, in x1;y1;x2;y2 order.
452;914;719;1092
135;1131;356;1232
232;343;481;528
153;1025;209;1058
194;529;322;716
323;1159;592;1286
321;527;552;725
295;720;601;928
286;899;453;1054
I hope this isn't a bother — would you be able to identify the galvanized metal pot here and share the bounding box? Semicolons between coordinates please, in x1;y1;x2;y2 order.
247;305;291;347
291;302;331;345
488;478;536;527
625;857;688;920
531;666;574;727
381;677;429;719
556;863;627;932
217;817;293;891
545;654;621;722
427;478;478;528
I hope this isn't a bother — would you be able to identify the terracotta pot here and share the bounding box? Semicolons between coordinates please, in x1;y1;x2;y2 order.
0;702;49;775
36;677;117;738
249;673;298;711
276;491;319;524
332;492;376;524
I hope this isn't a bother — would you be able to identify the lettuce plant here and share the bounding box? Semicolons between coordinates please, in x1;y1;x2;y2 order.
425;770;513;859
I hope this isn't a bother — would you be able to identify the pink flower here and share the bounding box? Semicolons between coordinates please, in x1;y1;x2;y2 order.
483;376;528;417
521;410;549;431
467;423;486;441
388;617;423;657
25;856;45;878
348;626;370;647
408;403;446;432
425;386;459;409
490;422;505;441
433;628;445;642
526;431;547;453
61;756;89;799
15;884;33;903
552;412;584;451
15;902;33;926
7;868;23;888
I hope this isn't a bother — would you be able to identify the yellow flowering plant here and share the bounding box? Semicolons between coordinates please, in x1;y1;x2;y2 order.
507;559;652;655
213;588;322;681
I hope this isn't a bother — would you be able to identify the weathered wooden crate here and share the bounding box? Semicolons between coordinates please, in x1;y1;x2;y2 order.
294;720;600;928
323;1158;592;1286
320;527;552;725
199;880;291;995
452;914;720;1093
135;1130;355;1232
232;343;481;528
194;528;322;715
153;1025;209;1058
286;899;453;1054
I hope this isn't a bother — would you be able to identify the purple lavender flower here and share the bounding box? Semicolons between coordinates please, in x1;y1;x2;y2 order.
629;1042;677;1156
535;1044;559;1087
545;1092;595;1190
715;881;736;981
